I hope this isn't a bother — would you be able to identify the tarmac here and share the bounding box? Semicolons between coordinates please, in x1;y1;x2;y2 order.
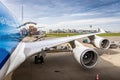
9;36;120;80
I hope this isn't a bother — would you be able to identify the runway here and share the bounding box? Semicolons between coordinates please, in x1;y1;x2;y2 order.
11;36;120;80
12;52;120;80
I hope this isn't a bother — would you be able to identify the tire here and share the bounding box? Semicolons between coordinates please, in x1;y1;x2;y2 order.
40;56;44;64
35;56;38;64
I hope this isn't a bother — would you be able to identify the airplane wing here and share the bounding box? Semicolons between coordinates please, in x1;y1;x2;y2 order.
24;28;105;58
6;29;105;76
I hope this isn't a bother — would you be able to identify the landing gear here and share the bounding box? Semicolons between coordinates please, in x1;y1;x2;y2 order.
34;50;46;64
34;55;44;64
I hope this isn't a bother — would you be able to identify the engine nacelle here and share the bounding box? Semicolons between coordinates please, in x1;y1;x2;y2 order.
89;35;110;49
93;36;110;49
73;41;98;69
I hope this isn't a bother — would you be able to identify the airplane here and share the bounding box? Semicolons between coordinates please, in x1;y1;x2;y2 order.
0;1;111;80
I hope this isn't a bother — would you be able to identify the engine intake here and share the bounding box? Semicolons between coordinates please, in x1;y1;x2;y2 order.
88;35;110;49
73;41;98;69
93;36;110;49
80;50;98;69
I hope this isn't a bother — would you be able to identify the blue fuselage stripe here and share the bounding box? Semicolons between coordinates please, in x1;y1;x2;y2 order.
0;53;10;69
0;2;21;70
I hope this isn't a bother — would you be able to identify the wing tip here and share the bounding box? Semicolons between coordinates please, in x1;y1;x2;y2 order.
98;28;106;33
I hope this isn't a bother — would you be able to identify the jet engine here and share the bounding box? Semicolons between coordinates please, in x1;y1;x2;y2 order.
89;35;110;49
72;41;98;69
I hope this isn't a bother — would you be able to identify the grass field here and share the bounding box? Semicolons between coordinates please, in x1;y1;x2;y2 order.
97;33;120;36
46;33;120;37
46;33;80;37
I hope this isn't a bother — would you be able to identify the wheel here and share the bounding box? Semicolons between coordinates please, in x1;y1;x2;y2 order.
40;56;44;64
34;56;44;64
34;56;38;64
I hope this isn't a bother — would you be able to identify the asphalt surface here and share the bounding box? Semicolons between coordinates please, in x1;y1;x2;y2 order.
11;36;120;80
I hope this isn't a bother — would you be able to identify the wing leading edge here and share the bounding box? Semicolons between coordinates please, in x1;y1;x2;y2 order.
24;28;105;58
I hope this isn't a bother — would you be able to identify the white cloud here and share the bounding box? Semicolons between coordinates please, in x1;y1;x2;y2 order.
59;17;120;25
0;0;120;32
69;12;101;17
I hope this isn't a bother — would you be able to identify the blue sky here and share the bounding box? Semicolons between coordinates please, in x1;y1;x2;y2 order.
1;0;120;32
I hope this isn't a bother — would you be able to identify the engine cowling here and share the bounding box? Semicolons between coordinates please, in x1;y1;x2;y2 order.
73;41;98;69
93;36;110;49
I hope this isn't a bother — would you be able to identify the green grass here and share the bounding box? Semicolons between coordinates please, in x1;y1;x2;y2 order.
46;33;120;37
46;33;80;37
97;33;120;36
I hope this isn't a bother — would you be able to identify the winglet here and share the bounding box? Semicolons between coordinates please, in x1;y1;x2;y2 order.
98;28;106;33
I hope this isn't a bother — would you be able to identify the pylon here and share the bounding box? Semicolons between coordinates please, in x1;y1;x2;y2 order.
96;74;99;80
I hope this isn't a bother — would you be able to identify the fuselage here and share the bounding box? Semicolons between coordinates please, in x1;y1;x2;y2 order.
0;2;22;79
